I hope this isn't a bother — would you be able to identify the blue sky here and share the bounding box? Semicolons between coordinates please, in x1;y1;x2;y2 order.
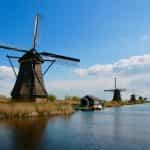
1;0;150;99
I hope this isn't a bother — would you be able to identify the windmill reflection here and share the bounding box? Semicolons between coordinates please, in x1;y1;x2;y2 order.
2;118;48;150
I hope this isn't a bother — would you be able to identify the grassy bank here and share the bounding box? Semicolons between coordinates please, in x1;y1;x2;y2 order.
64;97;146;109
0;94;147;119
104;100;146;108
0;100;74;119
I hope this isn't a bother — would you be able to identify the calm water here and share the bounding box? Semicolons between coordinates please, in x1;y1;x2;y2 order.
0;104;150;150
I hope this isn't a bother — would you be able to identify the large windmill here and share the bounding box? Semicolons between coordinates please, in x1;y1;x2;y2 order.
0;14;80;102
104;77;126;101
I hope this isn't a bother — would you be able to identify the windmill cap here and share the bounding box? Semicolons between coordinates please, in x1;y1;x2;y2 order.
19;49;44;63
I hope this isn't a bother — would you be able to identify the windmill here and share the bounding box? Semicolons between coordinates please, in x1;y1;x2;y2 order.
104;77;126;101
129;94;136;103
0;14;80;102
129;94;145;103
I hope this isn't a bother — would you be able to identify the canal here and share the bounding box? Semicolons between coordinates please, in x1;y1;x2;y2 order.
0;104;150;150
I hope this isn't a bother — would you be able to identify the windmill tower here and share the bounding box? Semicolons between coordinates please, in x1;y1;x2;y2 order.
104;77;126;102
129;94;136;103
0;14;80;102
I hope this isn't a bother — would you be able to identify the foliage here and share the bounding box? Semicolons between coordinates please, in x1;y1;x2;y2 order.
48;94;56;102
65;95;80;101
71;96;81;101
104;100;128;107
104;99;146;108
136;99;145;104
138;96;143;101
64;95;81;109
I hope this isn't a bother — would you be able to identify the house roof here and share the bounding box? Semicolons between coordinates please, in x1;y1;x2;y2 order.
81;95;104;103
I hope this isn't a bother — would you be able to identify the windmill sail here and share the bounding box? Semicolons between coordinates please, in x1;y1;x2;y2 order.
104;77;126;101
0;45;27;52
40;52;80;62
33;14;39;49
104;89;115;92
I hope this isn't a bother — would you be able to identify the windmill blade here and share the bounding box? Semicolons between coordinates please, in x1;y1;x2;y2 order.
40;52;80;62
33;14;39;49
119;88;127;91
104;89;115;92
6;55;20;59
0;45;27;53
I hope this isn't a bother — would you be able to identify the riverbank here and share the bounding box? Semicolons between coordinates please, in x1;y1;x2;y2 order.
71;99;147;110
0;100;74;119
104;100;146;107
0;102;149;150
0;96;147;119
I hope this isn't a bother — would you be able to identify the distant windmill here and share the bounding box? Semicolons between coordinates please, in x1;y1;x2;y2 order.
129;94;146;103
104;77;126;101
129;94;136;103
0;14;80;102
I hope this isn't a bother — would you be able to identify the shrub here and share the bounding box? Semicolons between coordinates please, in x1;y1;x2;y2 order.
48;94;56;102
71;96;80;101
65;96;80;101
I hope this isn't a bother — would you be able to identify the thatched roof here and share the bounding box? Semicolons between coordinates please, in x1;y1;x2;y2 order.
81;95;104;106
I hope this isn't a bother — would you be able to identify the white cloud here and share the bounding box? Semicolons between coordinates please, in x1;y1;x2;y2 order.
46;72;150;100
1;54;150;100
74;68;88;77
46;77;114;99
0;66;17;79
0;66;17;96
140;34;150;41
71;54;150;99
75;54;150;77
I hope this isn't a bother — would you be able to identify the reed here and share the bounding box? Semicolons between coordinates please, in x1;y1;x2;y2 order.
0;100;74;119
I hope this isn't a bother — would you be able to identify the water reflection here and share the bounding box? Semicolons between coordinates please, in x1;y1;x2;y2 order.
0;105;149;150
112;107;122;140
0;118;48;150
